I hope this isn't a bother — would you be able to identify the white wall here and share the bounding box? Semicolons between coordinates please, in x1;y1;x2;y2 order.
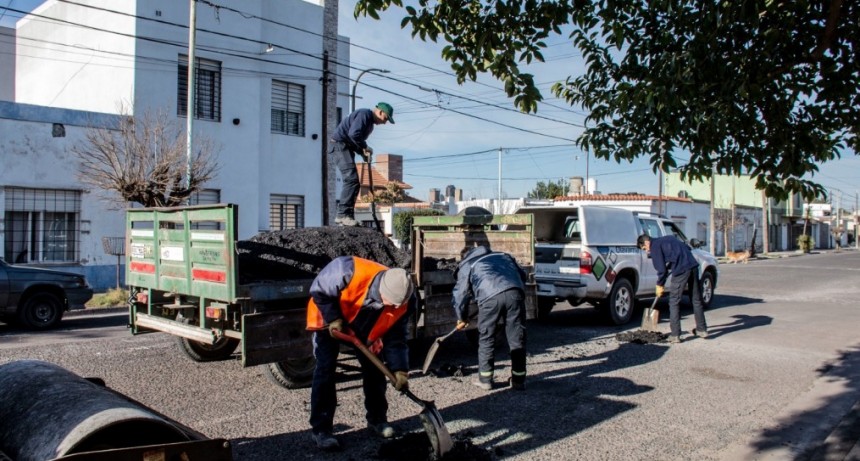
0;107;127;288
14;0;347;240
15;0;137;112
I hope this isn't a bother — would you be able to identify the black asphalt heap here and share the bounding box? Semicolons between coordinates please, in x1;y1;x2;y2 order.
237;226;411;283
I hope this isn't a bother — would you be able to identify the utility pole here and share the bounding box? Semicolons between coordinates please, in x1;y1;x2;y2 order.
761;190;769;254
321;51;330;224
657;170;663;215
709;165;716;254
497;147;503;214
185;0;197;193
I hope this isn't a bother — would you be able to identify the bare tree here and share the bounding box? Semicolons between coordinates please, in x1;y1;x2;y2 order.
73;105;219;207
360;183;406;206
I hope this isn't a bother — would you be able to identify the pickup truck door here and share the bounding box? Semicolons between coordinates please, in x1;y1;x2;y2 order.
638;218;664;294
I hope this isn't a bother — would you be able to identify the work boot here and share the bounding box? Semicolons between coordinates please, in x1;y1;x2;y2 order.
692;328;709;339
335;216;360;227
667;335;681;344
367;422;398;439
472;377;493;391
311;432;340;451
509;377;526;391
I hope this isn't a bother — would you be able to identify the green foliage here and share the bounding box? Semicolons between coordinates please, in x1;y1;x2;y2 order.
528;179;568;199
354;0;859;201
797;234;815;253
392;208;444;246
86;288;129;308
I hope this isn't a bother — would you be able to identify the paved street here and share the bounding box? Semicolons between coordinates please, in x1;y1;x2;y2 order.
2;250;860;460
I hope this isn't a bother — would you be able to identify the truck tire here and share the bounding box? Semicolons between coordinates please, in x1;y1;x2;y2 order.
700;271;715;309
175;316;239;362
606;279;634;325
177;335;240;362
18;292;64;330
264;358;315;389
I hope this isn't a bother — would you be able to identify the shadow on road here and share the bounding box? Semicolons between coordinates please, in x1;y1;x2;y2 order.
0;312;127;336
746;345;860;460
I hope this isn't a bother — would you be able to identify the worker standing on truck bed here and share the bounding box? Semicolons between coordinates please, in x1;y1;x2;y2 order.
638;233;709;343
306;256;414;451
330;103;395;227
452;245;528;391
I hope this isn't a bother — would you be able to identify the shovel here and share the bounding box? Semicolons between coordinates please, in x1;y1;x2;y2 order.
422;326;460;374
331;329;454;458
641;294;661;332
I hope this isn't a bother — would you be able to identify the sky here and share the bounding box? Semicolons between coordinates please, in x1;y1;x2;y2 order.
2;0;858;206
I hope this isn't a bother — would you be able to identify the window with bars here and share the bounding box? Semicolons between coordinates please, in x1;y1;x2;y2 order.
3;187;81;263
269;194;304;230
271;80;305;136
189;189;222;230
178;55;222;122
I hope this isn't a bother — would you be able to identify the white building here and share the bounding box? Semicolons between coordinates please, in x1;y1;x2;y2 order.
1;0;349;289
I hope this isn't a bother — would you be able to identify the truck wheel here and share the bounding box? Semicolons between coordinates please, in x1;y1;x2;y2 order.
700;271;715;309
177;335;240;362
264;358;315;389
18;292;64;330
606;279;634;325
536;297;555;321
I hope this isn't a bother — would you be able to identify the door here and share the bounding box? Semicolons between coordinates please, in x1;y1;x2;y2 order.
638;218;664;294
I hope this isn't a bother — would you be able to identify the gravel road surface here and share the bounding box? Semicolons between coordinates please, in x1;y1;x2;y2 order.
2;250;859;460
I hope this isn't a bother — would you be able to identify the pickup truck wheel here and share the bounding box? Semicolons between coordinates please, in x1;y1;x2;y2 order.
700;272;715;309
18;293;64;330
264;358;315;389
178;335;240;362
606;279;634;325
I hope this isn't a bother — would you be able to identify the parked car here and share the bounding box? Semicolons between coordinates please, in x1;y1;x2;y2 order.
0;259;93;329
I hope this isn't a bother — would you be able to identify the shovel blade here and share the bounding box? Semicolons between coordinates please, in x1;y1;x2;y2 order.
417;401;454;458
422;340;443;374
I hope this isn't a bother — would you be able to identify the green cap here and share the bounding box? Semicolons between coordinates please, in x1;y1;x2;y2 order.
376;102;395;124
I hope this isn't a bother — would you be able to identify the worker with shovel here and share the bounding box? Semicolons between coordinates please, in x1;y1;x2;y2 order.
330;102;395;227
638;234;709;343
452;245;528;391
305;256;414;451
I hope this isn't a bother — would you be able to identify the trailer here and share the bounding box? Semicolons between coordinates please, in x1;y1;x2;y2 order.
126;204;315;389
410;213;537;341
125;204;536;389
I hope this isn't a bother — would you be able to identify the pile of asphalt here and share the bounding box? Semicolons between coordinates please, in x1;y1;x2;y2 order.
423;257;459;272
236;226;411;283
615;330;668;344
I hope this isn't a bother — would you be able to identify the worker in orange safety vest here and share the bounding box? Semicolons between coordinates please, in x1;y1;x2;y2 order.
306;256;415;451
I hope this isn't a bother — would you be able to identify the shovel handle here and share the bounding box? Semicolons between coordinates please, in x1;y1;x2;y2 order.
330;329;398;385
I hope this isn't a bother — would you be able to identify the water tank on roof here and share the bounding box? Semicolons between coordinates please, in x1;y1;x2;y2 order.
678;190;689;198
569;176;584;195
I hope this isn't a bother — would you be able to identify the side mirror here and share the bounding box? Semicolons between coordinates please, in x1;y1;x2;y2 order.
689;238;703;249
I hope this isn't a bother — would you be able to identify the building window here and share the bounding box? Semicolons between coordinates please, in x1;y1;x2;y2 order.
189;189;222;230
270;194;304;230
3;187;81;263
271;80;305;136
178;55;222;122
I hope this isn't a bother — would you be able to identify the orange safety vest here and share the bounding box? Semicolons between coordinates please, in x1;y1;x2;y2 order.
306;257;409;344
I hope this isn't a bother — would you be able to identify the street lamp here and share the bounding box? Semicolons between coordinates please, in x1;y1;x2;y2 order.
351;68;389;113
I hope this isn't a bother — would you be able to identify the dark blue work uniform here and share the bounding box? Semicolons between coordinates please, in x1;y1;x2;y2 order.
331;109;375;219
649;236;707;338
452;246;527;386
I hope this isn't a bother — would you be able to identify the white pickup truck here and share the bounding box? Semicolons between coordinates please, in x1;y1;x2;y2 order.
517;205;719;325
